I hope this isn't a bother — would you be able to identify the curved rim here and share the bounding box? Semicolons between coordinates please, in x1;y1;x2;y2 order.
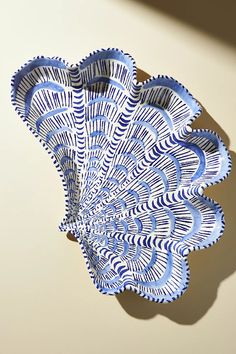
11;48;232;303
69;228;190;303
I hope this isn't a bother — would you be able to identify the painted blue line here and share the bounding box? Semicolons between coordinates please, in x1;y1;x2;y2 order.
46;126;73;143
14;58;66;94
150;166;169;193
178;141;206;181
88;97;117;108
133;120;158;141
25;82;64;117
87;77;124;91
143;103;173;130
182;200;202;241
136;252;173;287
36;108;68;132
80;49;134;72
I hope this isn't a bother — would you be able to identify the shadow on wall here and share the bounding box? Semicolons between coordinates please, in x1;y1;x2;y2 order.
115;69;236;324
67;69;235;325
128;0;236;47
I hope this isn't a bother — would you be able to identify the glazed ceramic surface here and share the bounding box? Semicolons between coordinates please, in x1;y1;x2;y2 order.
11;48;231;302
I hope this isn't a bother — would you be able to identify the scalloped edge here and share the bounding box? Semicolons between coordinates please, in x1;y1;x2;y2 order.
11;48;232;303
10;55;72;223
69;228;190;303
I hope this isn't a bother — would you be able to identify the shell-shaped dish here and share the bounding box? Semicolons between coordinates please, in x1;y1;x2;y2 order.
11;48;231;302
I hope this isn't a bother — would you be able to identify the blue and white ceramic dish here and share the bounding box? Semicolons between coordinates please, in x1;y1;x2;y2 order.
11;48;231;303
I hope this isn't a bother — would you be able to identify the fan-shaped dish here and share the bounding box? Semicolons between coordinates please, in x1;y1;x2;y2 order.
11;48;231;302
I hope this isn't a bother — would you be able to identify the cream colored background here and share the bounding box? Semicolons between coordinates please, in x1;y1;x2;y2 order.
0;1;235;353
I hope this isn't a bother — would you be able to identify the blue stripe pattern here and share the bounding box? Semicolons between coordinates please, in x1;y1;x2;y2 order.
11;48;231;303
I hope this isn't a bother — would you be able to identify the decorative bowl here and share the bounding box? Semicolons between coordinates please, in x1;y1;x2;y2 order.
11;48;231;302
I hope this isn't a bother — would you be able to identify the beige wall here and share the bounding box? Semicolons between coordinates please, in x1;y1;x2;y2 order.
1;1;235;353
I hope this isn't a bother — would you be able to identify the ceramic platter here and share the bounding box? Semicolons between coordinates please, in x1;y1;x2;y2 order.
11;48;231;302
